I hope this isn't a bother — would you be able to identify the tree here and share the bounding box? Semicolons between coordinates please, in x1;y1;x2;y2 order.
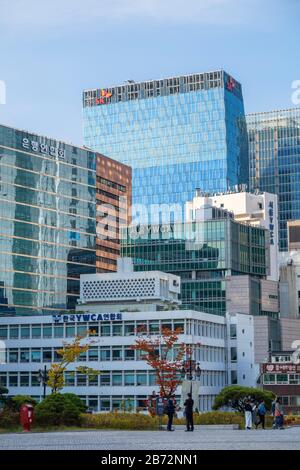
47;334;99;393
132;327;188;397
213;385;275;412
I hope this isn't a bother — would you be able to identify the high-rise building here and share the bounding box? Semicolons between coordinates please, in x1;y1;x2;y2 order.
247;108;300;251
121;207;272;316
83;70;249;212
0;124;131;316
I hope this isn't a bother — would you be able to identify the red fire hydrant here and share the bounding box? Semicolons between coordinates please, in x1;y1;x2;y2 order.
20;404;34;432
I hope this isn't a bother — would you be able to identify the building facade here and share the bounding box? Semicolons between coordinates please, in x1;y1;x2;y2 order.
121;215;270;315
186;190;279;280
247;108;300;251
83;70;249;212
0;124;131;316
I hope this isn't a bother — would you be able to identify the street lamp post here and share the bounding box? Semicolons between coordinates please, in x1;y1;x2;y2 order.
38;365;48;399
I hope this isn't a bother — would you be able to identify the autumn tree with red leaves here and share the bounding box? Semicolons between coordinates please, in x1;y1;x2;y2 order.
132;327;188;398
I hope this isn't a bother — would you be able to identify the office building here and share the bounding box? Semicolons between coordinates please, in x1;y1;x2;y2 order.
0;262;228;412
83;70;249;213
0;124;131;316
121;207;273;316
186;190;279;280
247;108;300;251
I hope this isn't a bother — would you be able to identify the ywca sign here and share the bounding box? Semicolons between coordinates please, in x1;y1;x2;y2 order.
262;363;300;374
52;313;122;323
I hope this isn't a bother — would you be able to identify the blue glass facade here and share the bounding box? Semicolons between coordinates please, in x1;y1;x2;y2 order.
247;109;300;251
83;70;248;211
0;124;97;316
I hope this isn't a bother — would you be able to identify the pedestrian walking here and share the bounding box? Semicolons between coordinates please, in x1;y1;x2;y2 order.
255;400;266;429
271;398;276;429
244;400;253;429
274;398;284;430
166;395;175;431
184;392;194;432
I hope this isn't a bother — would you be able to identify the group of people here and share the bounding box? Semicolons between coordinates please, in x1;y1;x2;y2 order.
165;393;194;432
244;397;284;430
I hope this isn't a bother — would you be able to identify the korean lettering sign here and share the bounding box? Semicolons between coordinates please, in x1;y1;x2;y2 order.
268;201;275;245
263;363;300;373
52;313;123;323
22;137;65;159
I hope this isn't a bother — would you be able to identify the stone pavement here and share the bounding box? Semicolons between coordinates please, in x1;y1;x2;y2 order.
1;427;300;450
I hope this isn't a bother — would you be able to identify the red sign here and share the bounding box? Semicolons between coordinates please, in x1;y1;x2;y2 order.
226;77;235;92
262;363;300;374
95;89;112;105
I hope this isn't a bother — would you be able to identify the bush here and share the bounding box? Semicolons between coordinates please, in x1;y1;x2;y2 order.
10;395;37;412
62;393;87;413
81;412;159;430
0;409;19;428
35;393;81;427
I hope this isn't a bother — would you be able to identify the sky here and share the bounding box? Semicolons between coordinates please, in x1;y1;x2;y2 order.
0;0;299;146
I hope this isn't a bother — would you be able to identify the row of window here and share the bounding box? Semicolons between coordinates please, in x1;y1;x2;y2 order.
263;373;300;385
0;369;226;388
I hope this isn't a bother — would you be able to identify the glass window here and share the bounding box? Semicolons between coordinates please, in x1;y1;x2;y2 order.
230;324;237;339
32;325;41;339
0;327;8;340
65;372;75;386
100;374;110;386
101;323;111;336
20;373;30;387
112;398;122;410
9;373;18;387
174;321;184;333
77;374;87;386
124;348;135;361
88;374;99;386
231;370;237;384
100;349;110;361
88;323;99;336
66;325;75;338
112;348;122;361
149;372;156;386
31;372;40;387
88;347;98;361
9;326;19;339
136;373;147;386
77;324;88;337
9;349;18;363
53;349;62;362
230;347;237;362
43;349;52;362
20;349;29;363
54;324;64;338
124;373;135;386
43;325;52;339
78;351;87;362
31;349;41;363
149;322;159;335
112;374;122;386
0;373;7;387
88;396;98;411
100;398;111;411
124;323;135;336
277;374;288;384
20;326;30;339
112;323;123;336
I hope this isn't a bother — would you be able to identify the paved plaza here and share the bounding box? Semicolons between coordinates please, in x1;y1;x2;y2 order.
1;427;300;450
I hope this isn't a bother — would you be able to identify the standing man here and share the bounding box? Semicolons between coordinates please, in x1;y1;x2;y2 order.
184;392;194;432
166;395;175;431
244;400;253;430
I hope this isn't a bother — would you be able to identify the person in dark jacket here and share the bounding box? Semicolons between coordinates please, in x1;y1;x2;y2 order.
255;400;266;429
184;392;194;431
166;395;175;431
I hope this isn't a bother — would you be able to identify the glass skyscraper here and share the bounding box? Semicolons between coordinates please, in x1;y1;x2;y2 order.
83;70;249;211
0;125;98;316
247;108;300;251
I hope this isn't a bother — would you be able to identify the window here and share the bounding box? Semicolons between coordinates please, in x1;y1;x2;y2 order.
137;373;147;386
78;351;87;362
9;349;18;363
31;349;41;363
0;327;8;340
43;325;52;339
124;323;135;336
31;372;40;387
112;323;123;336
230;324;237;339
124;348;135;361
21;326;30;339
0;373;7;387
32;325;41;339
124;373;135;386
100;349;110;361
149;322;159;335
77;324;88;337
100;374;110;386
101;323;111;336
20;349;29;363
65;372;75;386
112;348;122;361
43;349;52;362
231;370;237;384
9;326;19;339
20;373;30;387
66;325;75;338
88;323;99;336
9;373;18;387
112;374;122;386
77;374;87;386
88;347;98;361
100;398;111;411
230;347;237;362
54;325;64;338
88;374;99;386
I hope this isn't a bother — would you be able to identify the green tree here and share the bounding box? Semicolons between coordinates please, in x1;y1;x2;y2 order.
213;385;275;412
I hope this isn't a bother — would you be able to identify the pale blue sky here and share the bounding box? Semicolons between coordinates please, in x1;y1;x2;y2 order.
0;0;299;146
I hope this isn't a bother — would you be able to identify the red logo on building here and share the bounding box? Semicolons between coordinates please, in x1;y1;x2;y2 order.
226;77;235;92
96;89;113;105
